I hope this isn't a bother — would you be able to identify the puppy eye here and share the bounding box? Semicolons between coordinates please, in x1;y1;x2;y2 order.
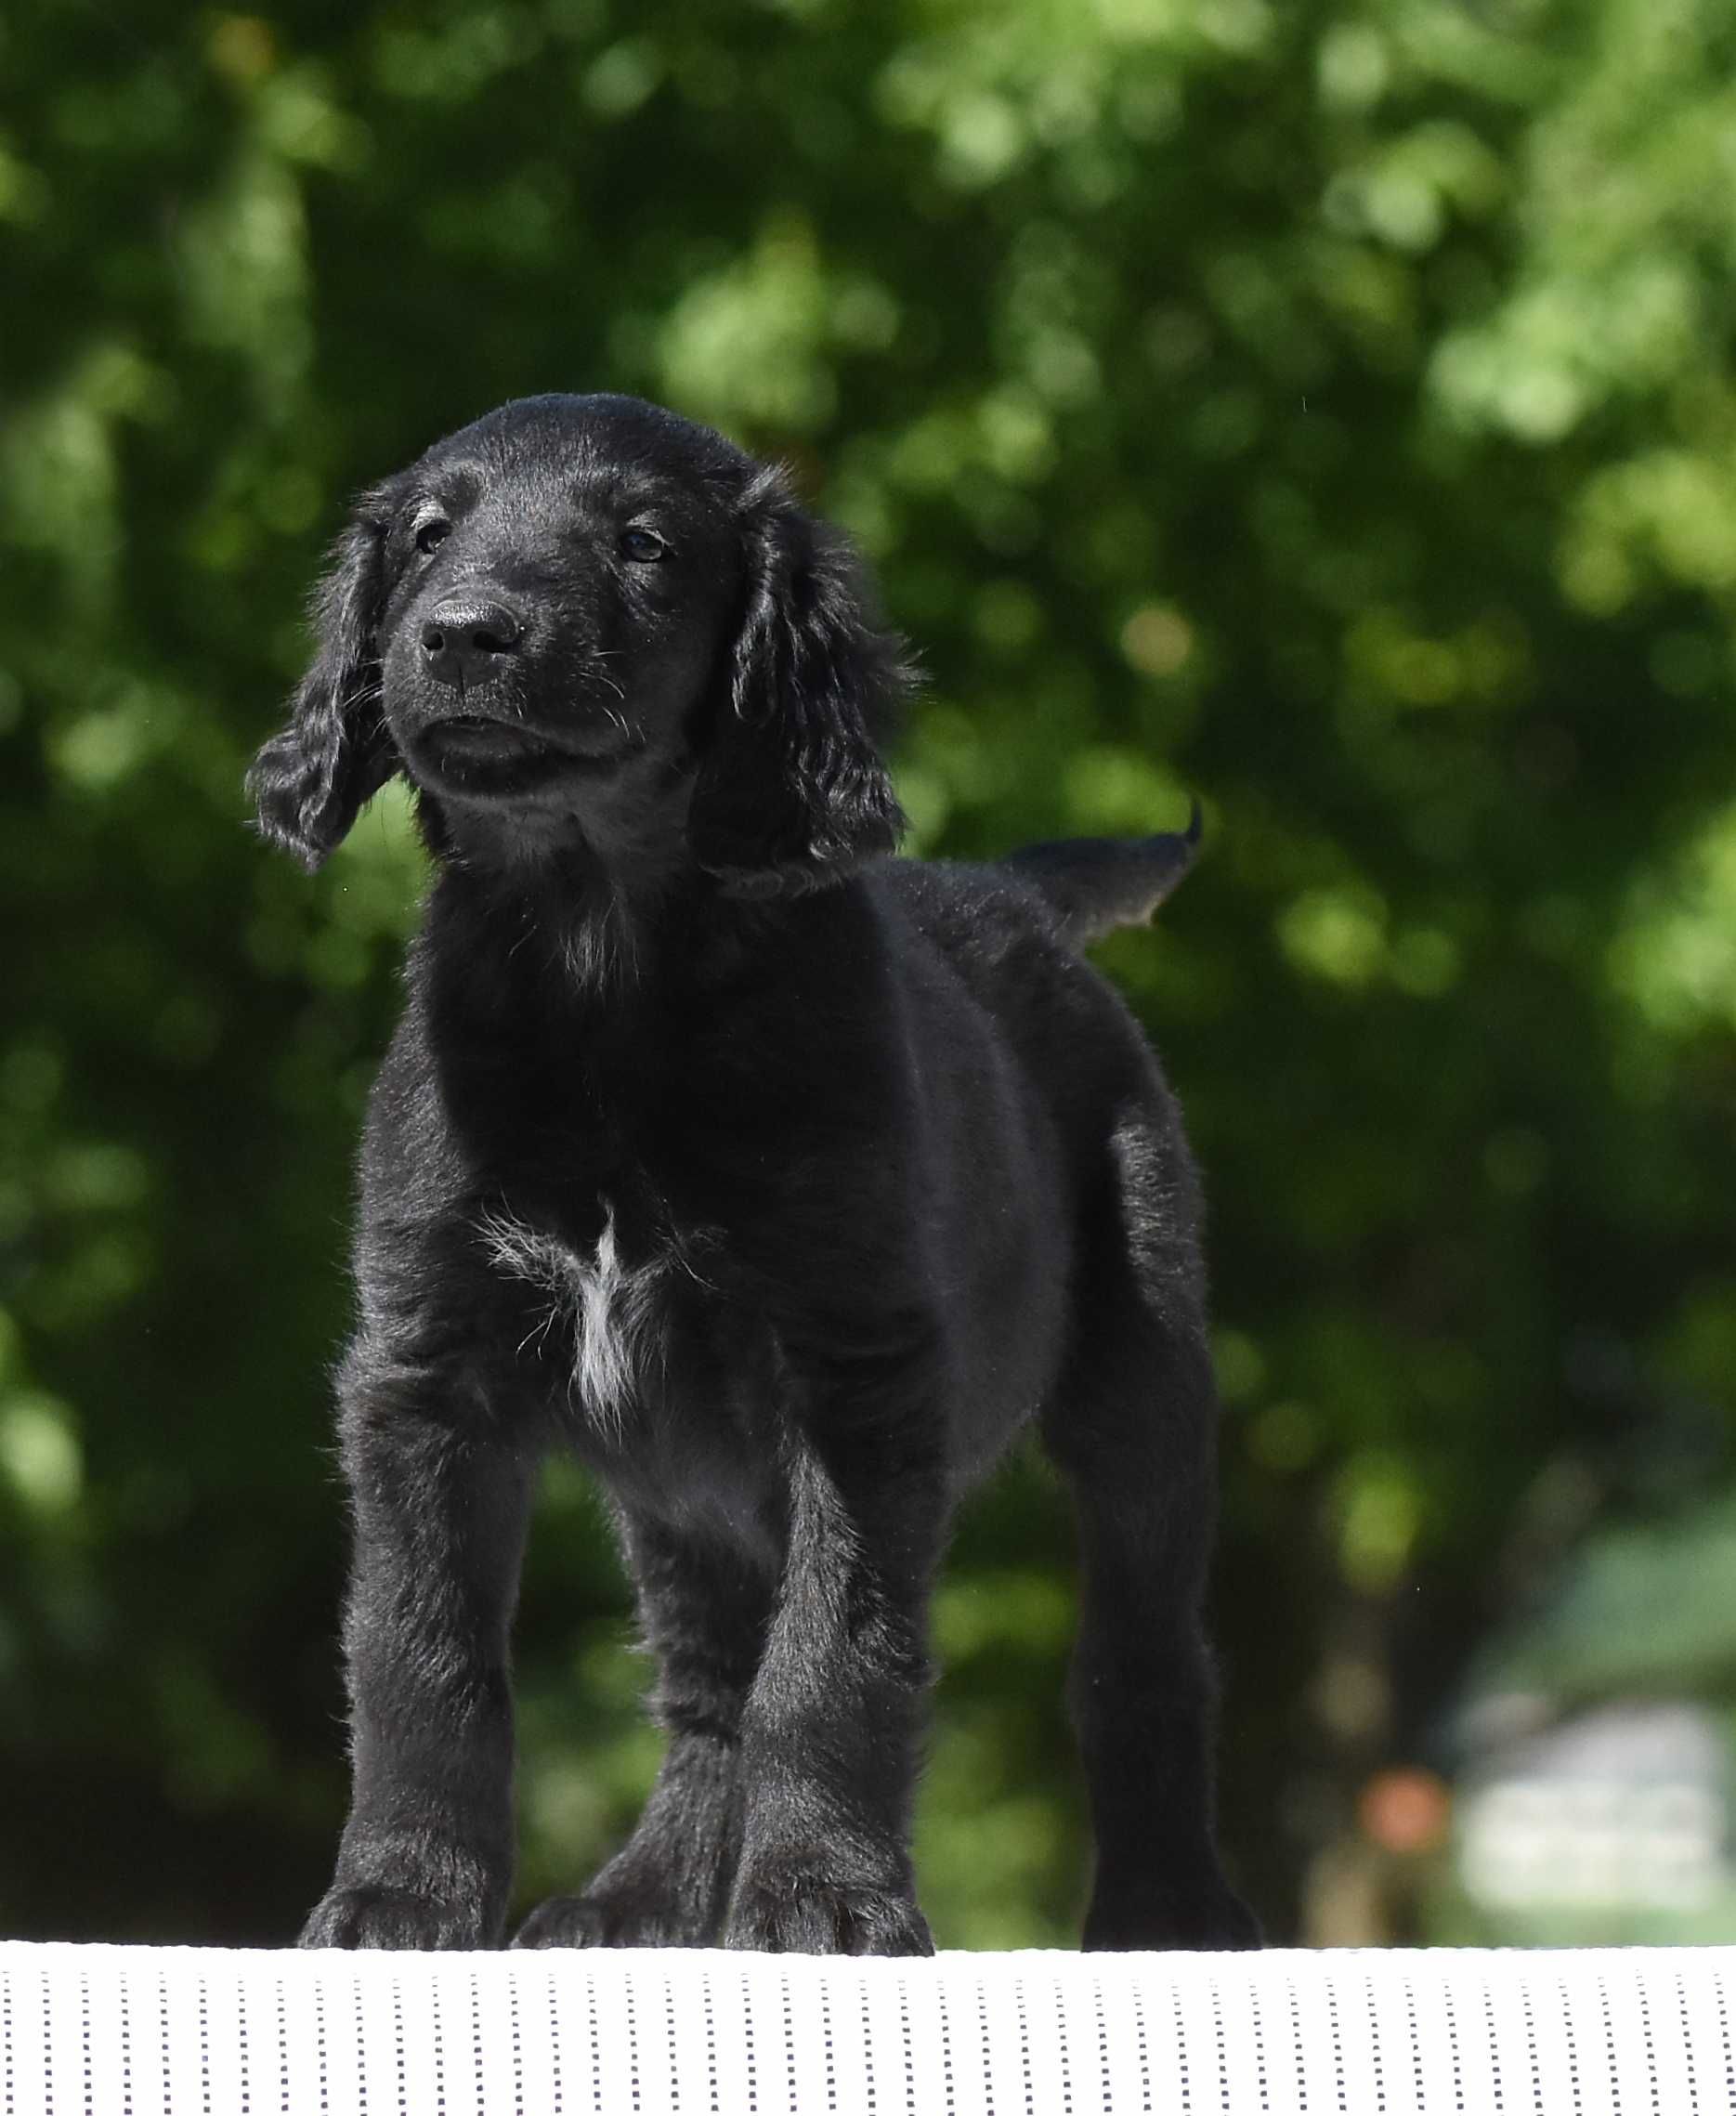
415;518;450;555
620;529;668;563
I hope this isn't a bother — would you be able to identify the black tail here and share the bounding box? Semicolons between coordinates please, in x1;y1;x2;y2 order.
1005;801;1203;947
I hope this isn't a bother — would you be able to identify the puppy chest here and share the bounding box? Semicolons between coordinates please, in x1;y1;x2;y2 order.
476;1201;779;1540
479;1205;673;1435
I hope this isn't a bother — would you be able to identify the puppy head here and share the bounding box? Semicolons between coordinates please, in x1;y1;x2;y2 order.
249;395;907;890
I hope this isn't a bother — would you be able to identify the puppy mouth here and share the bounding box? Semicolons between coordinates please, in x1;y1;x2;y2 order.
414;714;633;793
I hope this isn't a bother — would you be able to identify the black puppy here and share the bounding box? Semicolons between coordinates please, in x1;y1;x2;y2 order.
252;394;1258;1957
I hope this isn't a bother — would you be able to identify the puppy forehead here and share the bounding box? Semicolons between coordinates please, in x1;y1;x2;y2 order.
411;394;751;515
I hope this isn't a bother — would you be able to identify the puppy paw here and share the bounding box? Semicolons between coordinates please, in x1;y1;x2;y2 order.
299;1886;492;1952
725;1867;933;1957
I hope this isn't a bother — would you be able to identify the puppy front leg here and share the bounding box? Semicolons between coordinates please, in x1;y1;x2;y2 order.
301;1373;535;1950
727;1438;944;1957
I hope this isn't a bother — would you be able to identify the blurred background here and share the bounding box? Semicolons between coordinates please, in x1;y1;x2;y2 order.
4;0;1735;1952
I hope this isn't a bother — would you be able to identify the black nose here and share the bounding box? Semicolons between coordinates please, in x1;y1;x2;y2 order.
420;599;523;686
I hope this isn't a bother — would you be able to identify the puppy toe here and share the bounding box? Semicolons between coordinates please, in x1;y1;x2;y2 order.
512;1895;612;1950
726;1872;933;1958
513;1887;711;1950
1083;1882;1263;1953
299;1886;490;1952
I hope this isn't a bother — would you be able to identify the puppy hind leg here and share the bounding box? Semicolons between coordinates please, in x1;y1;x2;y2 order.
515;1514;771;1949
1059;1402;1260;1948
1043;1134;1260;1951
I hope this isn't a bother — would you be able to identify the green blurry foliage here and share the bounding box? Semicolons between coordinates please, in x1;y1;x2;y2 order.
2;0;1734;1944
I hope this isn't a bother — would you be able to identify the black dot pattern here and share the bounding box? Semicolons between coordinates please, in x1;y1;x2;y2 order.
933;1972;958;2116
1440;1977;1464;2114
1674;1970;1702;2114
817;1969;838;2114
1128;1979;1154;2115
1478;1980;1504;2114
1286;1975;1311;2116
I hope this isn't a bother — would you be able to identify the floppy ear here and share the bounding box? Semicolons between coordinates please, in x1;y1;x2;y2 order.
246;500;398;871
688;467;910;896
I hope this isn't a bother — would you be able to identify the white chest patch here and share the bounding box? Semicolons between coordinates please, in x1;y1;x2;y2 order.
478;1207;664;1438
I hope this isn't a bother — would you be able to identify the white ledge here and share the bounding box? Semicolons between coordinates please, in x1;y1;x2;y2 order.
2;1940;1731;2113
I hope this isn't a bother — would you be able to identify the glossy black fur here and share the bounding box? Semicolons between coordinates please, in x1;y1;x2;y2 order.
251;394;1258;1956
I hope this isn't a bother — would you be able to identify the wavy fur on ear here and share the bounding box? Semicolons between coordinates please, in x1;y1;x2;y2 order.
247;501;398;871
688;467;910;896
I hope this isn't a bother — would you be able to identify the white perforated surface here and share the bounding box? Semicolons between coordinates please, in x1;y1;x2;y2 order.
1;1941;1730;2113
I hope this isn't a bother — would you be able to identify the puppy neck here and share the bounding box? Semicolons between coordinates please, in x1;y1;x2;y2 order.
418;778;704;1002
